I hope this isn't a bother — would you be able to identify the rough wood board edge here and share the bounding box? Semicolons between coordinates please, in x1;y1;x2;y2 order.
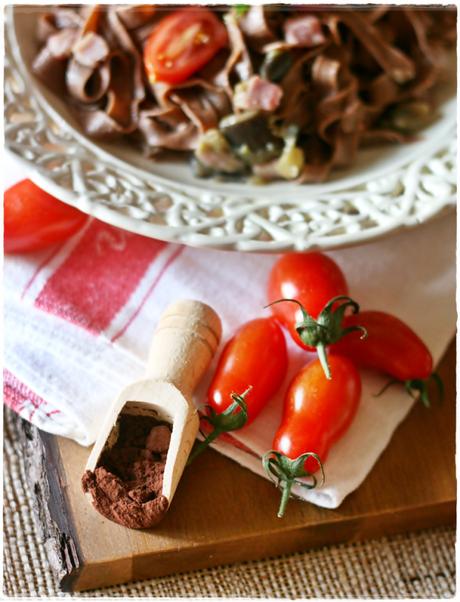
15;416;83;592
71;499;455;591
17;408;455;593
13;340;457;594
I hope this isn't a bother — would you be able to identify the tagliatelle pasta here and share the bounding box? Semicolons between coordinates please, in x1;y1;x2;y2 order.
32;5;456;183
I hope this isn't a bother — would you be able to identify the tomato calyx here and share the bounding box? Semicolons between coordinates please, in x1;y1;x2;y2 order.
263;450;325;518
187;387;252;465
375;372;444;408
266;296;367;379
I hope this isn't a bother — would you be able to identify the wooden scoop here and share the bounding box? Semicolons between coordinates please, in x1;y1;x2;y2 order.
85;299;222;506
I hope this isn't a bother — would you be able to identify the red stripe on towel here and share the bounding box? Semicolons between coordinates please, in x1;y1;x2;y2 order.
111;245;185;343
3;369;58;419
34;221;166;333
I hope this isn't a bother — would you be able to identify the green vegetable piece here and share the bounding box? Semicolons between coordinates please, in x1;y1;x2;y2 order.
385;101;436;133
260;50;293;83
375;372;444;407
276;145;305;180
266;296;367;379
195;129;246;175
263;450;325;518
234;5;250;17
220;111;282;154
187;387;252;464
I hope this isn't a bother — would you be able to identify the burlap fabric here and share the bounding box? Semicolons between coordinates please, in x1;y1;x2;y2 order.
3;408;456;598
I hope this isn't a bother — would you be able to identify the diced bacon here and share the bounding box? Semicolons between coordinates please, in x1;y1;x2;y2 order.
284;15;326;47
47;29;79;59
235;75;283;112
72;32;110;67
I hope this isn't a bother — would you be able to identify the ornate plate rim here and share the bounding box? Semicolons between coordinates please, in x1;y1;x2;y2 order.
4;7;457;253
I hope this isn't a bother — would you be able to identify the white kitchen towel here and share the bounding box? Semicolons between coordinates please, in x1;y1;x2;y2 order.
3;162;456;509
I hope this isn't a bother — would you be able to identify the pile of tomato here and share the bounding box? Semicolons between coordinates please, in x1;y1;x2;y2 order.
201;253;440;518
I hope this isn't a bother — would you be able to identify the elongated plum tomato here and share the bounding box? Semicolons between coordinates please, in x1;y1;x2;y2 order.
143;8;228;85
267;252;348;350
208;317;288;425
4;179;88;253
274;355;361;472
331;311;433;380
266;355;361;517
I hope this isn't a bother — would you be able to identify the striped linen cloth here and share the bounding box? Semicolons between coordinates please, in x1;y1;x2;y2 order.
3;158;456;508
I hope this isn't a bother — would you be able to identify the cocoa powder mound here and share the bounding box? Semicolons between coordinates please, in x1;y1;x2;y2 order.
82;414;171;529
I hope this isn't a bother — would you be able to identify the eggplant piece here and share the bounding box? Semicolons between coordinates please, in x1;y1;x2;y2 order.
384;101;436;133
260;50;293;83
220;111;283;163
194;129;247;177
191;157;214;179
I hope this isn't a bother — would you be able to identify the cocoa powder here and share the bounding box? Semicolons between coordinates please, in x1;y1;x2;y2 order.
82;414;171;529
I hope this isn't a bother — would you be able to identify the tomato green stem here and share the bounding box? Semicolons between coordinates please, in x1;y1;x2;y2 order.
262;450;324;518
265;296;366;379
278;479;294;518
316;343;331;380
187;387;252;465
187;428;222;464
374;372;444;407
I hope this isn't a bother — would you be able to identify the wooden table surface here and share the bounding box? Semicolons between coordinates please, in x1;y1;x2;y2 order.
21;340;456;592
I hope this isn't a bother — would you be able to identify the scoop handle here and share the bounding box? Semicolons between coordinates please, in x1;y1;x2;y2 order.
146;299;222;399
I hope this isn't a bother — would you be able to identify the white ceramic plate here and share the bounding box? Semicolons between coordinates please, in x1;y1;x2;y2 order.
5;6;457;252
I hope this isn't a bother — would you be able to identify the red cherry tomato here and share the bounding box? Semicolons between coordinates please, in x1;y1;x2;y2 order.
144;8;228;85
208;317;288;425
263;355;361;518
4;179;87;253
265;355;361;516
267;252;348;350
274;355;361;473
331;311;433;380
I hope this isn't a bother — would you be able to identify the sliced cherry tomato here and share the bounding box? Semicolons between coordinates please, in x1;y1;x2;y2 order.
264;355;361;517
4;179;88;253
208;317;288;424
267;252;348;351
331;311;433;380
144;8;228;85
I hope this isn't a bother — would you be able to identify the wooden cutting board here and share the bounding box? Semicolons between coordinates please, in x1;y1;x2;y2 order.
19;340;456;592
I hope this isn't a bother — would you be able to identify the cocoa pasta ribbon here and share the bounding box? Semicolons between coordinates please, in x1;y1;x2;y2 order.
33;5;456;181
